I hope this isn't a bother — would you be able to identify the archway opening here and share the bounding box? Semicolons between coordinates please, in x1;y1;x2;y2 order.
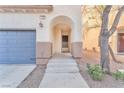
50;16;73;54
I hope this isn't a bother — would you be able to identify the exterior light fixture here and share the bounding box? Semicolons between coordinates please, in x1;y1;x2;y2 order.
39;21;43;28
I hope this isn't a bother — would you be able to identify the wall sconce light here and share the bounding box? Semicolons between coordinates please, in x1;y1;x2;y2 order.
39;21;43;28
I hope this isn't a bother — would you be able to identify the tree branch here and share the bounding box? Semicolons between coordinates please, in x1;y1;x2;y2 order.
109;5;124;36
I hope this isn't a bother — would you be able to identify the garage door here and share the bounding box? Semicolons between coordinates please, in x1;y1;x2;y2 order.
0;30;36;64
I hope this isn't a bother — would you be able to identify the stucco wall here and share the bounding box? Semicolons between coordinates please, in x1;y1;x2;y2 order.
44;5;82;42
83;26;118;53
83;27;100;52
0;5;82;43
0;13;37;29
52;27;62;54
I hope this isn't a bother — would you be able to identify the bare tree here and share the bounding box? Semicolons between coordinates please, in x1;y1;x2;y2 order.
95;6;120;64
82;6;124;72
100;5;124;73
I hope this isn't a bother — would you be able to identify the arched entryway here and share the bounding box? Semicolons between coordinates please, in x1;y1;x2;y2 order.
50;15;73;54
36;6;82;65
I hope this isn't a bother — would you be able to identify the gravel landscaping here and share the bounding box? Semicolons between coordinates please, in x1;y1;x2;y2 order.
77;50;124;88
17;65;46;88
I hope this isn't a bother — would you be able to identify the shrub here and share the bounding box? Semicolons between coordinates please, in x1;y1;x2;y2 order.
113;71;124;80
87;64;104;81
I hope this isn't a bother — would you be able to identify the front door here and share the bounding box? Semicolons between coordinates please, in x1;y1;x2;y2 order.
62;35;69;52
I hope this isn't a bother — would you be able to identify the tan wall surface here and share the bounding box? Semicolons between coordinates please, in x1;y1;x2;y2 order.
83;27;100;52
36;42;52;64
71;42;82;58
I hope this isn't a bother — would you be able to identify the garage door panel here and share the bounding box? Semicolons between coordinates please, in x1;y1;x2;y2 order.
0;50;7;57
0;36;8;39
0;57;8;63
0;44;7;48
8;48;34;54
0;39;8;47
8;40;17;47
17;31;34;35
7;31;17;35
16;41;35;48
0;32;8;35
17;37;34;41
0;30;36;64
17;32;35;39
8;52;34;58
8;47;35;57
0;53;7;57
0;48;7;52
8;58;35;64
7;32;17;40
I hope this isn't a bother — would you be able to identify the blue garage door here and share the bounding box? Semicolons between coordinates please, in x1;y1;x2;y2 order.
0;30;36;64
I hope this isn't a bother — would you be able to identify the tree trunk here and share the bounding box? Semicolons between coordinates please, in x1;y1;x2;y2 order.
100;34;110;73
99;6;112;73
99;5;124;73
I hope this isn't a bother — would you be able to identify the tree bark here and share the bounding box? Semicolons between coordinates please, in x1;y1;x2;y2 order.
100;5;124;72
108;44;117;62
100;6;112;73
100;32;110;73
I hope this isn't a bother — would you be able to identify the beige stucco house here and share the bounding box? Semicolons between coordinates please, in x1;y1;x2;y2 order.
0;5;82;64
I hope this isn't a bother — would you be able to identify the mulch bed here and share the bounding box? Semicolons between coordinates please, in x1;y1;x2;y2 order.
17;65;46;88
77;51;124;88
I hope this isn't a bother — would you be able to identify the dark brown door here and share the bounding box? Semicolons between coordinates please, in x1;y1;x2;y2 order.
62;35;69;52
62;35;68;48
118;33;124;52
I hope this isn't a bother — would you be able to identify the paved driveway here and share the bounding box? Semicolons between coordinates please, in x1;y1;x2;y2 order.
0;64;35;88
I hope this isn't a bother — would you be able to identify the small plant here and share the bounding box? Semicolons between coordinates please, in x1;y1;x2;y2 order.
113;71;124;80
87;64;104;81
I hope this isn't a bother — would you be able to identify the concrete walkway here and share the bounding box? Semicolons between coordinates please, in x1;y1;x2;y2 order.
39;53;89;88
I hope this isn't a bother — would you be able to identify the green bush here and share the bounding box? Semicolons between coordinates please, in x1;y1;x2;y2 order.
113;71;124;80
87;64;104;81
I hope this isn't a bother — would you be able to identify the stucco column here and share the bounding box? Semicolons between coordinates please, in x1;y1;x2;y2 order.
36;15;52;64
71;42;82;58
71;13;82;58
